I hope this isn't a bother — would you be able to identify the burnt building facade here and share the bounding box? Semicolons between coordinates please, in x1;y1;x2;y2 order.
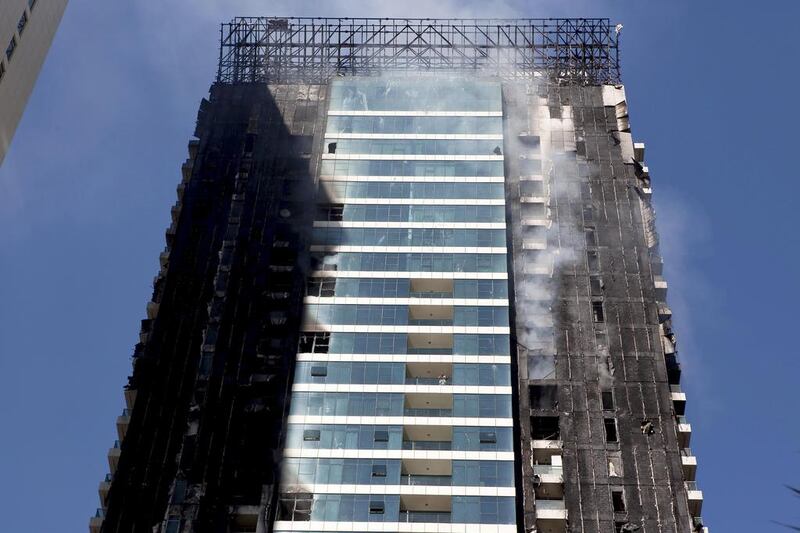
91;18;707;533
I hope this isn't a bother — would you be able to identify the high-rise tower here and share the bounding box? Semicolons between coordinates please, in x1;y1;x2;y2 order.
0;0;68;164
92;18;707;533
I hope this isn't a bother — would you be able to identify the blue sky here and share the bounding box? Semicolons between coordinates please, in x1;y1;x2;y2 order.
1;1;798;531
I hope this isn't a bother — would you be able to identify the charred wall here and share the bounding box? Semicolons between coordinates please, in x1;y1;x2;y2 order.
505;83;693;533
100;82;328;533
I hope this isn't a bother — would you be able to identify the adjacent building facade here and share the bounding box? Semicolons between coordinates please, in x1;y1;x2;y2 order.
92;18;707;533
0;0;68;164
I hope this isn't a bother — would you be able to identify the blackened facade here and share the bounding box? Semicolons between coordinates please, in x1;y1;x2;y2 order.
91;18;707;533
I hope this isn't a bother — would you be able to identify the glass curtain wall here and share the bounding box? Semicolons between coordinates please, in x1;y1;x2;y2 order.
275;77;516;533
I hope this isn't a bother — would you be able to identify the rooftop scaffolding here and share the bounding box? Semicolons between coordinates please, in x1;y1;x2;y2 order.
217;18;621;85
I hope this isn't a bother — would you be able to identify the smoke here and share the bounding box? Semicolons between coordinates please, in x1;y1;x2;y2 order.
501;82;606;385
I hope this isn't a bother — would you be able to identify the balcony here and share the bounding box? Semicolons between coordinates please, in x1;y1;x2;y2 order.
681;448;697;481
407;332;452;355
686;481;703;516
670;385;686;416
409;278;453;300
98;473;112;507
654;276;668;300
399;494;451;523
405;362;453;386
531;439;563;464
676;416;692;447
535;499;567;520
408;304;453;327
89;508;104;533
108;440;121;474
533;466;564;500
404;392;452;418
116;408;131;441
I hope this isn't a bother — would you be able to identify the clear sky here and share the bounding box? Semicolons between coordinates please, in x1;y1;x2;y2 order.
1;1;798;531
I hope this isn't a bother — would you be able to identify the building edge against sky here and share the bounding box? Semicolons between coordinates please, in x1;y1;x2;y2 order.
90;18;708;533
0;0;68;165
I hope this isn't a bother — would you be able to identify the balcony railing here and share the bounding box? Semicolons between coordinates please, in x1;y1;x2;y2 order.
405;377;449;385
399;511;451;523
404;408;453;417
408;319;453;326
407;348;453;355
533;464;563;477
686;481;700;491
681;447;693;457
535;499;566;511
403;474;452;486
402;440;452;451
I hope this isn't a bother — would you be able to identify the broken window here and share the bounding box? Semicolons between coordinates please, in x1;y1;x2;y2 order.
528;355;556;380
369;501;384;514
601;390;614;410
529;385;558;410
307;277;336;297
531;416;560;440
327;142;337;154
590;276;604;296
612;489;626;512
607;451;623;477
587;251;600;272
585;228;597;248
315;204;344;221
298;332;330;353
520;180;544;197
640;419;655;435
374;430;389;442
583;206;595;225
519;157;542;175
592;301;605;323
371;464;387;477
278;493;313;521
604;418;618;443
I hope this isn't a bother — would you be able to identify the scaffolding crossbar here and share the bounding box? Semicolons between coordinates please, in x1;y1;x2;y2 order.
217;17;621;85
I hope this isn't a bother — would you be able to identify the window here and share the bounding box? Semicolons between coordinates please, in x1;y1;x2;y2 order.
310;365;327;377
612;489;626;512
371;464;387;477
6;36;17;61
528;354;556;379
587;250;600;272
604;418;618;443
303;430;320;442
531;416;560;440
590;276;604;296
368;501;384;514
592;301;605;323
374;430;389;442
529;385;558;409
585;227;597;247
601;390;614;410
18;12;28;35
